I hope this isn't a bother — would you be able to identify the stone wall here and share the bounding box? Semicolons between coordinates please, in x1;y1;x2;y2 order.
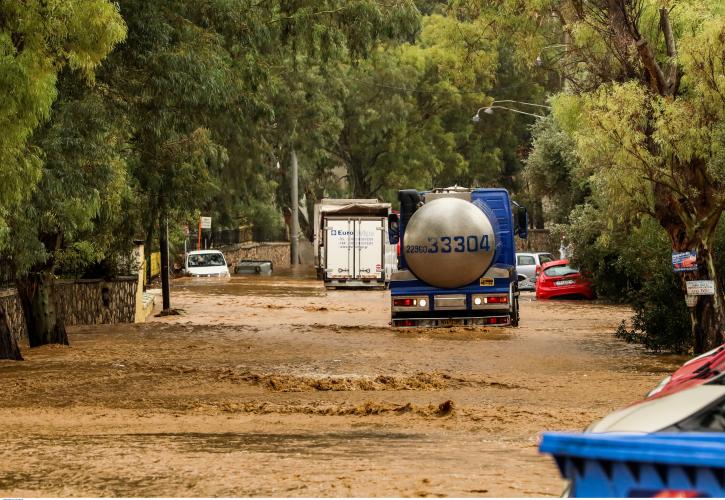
221;242;291;270
55;278;138;326
0;277;138;342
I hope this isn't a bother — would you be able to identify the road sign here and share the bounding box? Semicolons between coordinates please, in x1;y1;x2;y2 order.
686;280;715;296
685;295;699;308
200;216;212;229
672;250;697;273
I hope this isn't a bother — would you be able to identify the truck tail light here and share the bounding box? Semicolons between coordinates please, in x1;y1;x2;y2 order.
396;320;416;327
486;296;508;304
486;317;509;325
392;296;428;310
472;295;509;307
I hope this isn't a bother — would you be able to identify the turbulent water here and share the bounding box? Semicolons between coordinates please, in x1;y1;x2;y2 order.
0;273;684;497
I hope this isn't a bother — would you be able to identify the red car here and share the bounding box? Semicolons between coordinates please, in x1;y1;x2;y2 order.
646;343;725;400
535;259;595;300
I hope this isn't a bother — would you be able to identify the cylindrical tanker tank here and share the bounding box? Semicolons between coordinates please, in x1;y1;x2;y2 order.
403;197;496;288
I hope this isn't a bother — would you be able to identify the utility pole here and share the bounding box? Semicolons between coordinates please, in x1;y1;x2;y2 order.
159;215;171;311
290;147;299;266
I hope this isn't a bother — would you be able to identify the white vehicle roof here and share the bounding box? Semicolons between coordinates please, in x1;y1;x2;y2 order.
187;250;224;255
587;384;725;433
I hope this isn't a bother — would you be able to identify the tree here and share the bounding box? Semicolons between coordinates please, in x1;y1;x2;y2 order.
198;0;421;237
324;8;550;204
546;1;724;352
524;116;588;224
0;0;126;350
8;70;133;347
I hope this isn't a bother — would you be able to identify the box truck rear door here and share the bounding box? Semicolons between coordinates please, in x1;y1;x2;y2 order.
355;219;384;280
325;218;353;279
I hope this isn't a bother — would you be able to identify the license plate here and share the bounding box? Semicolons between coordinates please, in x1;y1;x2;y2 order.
439;319;462;326
479;277;494;286
555;279;575;286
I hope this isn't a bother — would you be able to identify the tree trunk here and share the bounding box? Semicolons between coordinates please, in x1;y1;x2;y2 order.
159;213;171;311
680;242;725;353
16;271;68;348
0;304;22;360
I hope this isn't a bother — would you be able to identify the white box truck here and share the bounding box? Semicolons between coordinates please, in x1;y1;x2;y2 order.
313;199;397;289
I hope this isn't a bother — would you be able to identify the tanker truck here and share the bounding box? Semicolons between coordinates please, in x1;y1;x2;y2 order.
387;186;528;327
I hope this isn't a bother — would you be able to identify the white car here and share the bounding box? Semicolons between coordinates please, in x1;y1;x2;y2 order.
587;374;725;433
515;252;555;290
184;250;230;278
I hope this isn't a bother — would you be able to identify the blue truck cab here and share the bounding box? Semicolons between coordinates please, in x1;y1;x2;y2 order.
387;186;527;327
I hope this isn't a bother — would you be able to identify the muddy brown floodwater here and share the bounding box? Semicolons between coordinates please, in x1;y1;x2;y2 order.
0;270;686;497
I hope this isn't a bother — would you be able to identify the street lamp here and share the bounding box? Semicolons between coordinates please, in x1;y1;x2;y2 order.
472;100;551;121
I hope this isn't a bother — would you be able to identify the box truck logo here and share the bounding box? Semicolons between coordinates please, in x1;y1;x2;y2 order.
330;229;354;236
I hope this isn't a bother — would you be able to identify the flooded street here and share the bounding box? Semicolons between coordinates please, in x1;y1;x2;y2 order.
0;272;685;497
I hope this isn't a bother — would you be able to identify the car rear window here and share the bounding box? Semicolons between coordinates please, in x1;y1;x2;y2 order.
517;255;536;266
538;253;554;265
188;253;226;267
544;264;579;277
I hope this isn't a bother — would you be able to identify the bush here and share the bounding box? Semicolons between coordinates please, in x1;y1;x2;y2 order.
567;205;693;352
615;267;692;353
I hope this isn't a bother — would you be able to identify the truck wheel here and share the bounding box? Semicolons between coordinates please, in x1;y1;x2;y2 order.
510;296;519;327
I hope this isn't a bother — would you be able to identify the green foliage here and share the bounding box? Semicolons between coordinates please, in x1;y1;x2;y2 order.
567;206;692;352
329;13;546;201
6;70;133;276
615;269;692;353
525;116;587;224
0;0;126;249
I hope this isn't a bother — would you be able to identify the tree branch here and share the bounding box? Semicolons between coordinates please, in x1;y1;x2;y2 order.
659;7;679;95
634;37;668;95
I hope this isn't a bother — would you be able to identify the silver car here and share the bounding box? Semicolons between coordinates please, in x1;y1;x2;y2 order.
515;252;555;290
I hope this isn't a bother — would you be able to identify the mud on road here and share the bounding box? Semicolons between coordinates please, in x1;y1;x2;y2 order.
0;271;685;497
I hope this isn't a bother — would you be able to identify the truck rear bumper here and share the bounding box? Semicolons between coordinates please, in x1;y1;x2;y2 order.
325;279;386;289
391;311;510;328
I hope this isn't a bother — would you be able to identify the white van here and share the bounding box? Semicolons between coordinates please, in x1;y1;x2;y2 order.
184;250;230;277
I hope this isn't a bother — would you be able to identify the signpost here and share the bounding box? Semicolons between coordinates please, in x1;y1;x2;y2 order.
198;216;211;250
685;280;715;296
672;250;697;273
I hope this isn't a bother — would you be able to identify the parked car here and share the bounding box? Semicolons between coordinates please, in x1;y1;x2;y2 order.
587;373;725;433
515;252;555;290
235;260;273;275
535;259;594;300
646;343;725;400
184;250;230;277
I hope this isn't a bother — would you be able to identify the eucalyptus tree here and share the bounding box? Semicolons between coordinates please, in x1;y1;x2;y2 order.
0;0;126;355
330;12;545;201
545;0;725;352
196;0;421;238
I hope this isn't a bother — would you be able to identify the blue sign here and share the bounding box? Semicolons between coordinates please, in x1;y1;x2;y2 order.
672;250;697;273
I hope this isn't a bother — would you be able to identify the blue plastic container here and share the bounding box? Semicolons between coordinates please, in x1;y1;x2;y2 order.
539;432;725;497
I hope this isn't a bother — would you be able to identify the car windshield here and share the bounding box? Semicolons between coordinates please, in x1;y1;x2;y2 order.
544;264;579;277
188;253;226;268
538;253;554;265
